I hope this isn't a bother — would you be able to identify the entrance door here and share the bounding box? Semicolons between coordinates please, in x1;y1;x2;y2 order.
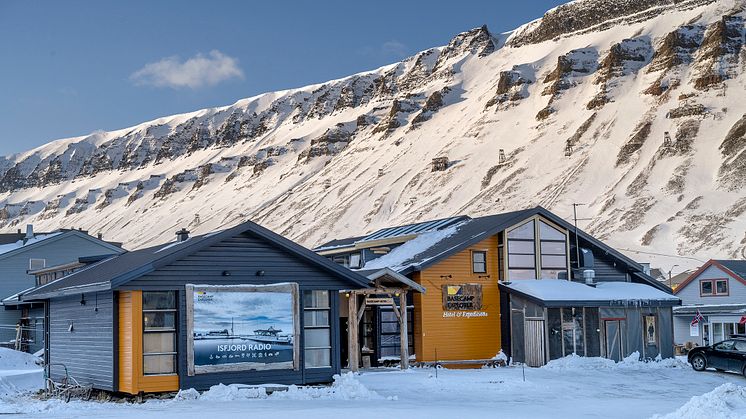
525;319;546;367
604;320;624;362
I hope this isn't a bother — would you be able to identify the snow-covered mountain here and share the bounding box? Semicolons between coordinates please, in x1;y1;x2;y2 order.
1;0;745;271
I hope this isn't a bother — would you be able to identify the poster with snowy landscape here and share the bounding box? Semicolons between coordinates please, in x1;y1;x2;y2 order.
187;284;298;374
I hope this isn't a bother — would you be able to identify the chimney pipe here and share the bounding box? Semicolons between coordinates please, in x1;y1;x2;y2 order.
25;224;34;240
176;228;190;242
97;232;103;240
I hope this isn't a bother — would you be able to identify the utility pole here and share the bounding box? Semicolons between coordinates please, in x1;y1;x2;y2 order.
668;267;677;289
572;203;584;272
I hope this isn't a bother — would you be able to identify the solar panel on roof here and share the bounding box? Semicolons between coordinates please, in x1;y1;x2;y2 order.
357;216;467;243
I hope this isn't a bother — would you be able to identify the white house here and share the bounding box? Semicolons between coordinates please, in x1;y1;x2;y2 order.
673;260;746;347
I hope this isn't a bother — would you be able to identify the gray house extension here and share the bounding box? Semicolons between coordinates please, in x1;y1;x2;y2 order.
0;227;124;352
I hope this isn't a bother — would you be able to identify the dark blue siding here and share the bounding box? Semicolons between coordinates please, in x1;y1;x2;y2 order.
121;232;346;390
48;292;115;391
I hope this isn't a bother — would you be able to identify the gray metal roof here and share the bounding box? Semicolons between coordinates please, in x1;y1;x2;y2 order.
715;260;746;280
359;216;468;242
314;206;665;292
24;220;370;299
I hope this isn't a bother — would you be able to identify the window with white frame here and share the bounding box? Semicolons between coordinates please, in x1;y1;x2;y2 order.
472;251;487;274
303;290;331;368
142;291;177;375
506;218;569;280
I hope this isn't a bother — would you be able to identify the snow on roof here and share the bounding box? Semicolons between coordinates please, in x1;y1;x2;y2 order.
358;224;462;271
0;232;62;256
503;280;679;303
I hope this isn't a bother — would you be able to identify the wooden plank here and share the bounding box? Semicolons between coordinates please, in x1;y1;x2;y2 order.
347;292;359;372
365;297;395;306
400;290;409;370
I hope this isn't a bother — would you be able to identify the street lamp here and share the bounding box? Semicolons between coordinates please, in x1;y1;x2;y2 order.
668;264;680;290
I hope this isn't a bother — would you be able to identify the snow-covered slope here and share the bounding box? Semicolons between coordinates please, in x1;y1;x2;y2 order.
1;0;745;271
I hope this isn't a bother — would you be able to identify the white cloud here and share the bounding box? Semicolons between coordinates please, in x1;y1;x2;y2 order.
380;40;408;59
130;50;244;89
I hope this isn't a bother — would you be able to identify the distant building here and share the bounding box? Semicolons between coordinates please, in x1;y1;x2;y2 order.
673;260;746;347
0;226;123;352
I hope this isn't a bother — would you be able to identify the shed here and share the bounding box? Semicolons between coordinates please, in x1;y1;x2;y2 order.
499;280;680;366
22;220;369;394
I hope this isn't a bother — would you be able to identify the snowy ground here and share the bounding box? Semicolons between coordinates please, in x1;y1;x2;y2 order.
0;352;744;418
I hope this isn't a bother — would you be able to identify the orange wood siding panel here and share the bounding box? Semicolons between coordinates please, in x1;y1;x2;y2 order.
118;290;179;394
413;235;501;362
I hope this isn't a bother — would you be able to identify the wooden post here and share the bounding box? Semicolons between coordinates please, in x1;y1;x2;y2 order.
347;291;359;372
399;290;409;370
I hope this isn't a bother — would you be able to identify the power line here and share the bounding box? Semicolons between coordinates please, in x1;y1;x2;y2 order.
616;248;706;263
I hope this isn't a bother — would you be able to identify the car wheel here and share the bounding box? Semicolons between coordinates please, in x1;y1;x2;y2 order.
691;354;706;371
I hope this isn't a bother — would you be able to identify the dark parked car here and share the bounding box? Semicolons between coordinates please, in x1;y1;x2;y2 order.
688;336;746;377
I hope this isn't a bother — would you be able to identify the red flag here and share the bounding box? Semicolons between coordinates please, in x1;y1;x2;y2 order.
739;315;746;325
692;310;705;326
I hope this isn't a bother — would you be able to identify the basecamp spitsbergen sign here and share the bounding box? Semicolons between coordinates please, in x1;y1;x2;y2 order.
185;283;300;375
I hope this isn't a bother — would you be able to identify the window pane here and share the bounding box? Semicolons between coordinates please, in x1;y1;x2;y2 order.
473;262;486;273
508;240;535;254
304;310;330;327
143;332;175;353
304;328;330;348
509;254;536;268
143;354;175;374
735;341;746;352
349;253;362;269
380;322;399;333
701;281;713;295
541;241;567;255
144;312;175;330
303;290;330;308
332;255;349;267
540;221;565;241
304;348;331;368
541;255;568;269
472;252;486;263
738;323;746;335
716;280;728;294
541;269;566;279
380;311;397;322
509;269;536;280
142;291;176;310
713;323;723;340
508;221;535;239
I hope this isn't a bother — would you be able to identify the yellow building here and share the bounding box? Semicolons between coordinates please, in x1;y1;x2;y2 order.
315;206;674;367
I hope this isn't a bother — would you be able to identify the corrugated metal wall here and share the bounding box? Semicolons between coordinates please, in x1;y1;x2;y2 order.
48;292;114;391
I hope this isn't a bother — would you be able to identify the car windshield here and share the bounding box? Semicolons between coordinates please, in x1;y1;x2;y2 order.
714;340;735;351
734;341;746;352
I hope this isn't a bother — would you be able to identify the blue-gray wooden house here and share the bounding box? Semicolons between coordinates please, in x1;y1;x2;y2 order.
22;221;369;394
0;226;124;353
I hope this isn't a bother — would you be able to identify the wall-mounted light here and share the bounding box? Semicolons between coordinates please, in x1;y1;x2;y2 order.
222;270;231;276
344;292;350;298
68;322;74;332
439;275;452;279
80;294;86;305
255;270;265;277
478;275;491;279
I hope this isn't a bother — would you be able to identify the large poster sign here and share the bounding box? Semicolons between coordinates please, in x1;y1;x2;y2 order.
186;283;299;376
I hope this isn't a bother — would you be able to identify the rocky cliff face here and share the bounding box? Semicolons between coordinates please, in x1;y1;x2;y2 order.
0;0;744;269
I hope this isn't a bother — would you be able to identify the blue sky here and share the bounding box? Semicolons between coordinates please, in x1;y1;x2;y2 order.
0;0;565;155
